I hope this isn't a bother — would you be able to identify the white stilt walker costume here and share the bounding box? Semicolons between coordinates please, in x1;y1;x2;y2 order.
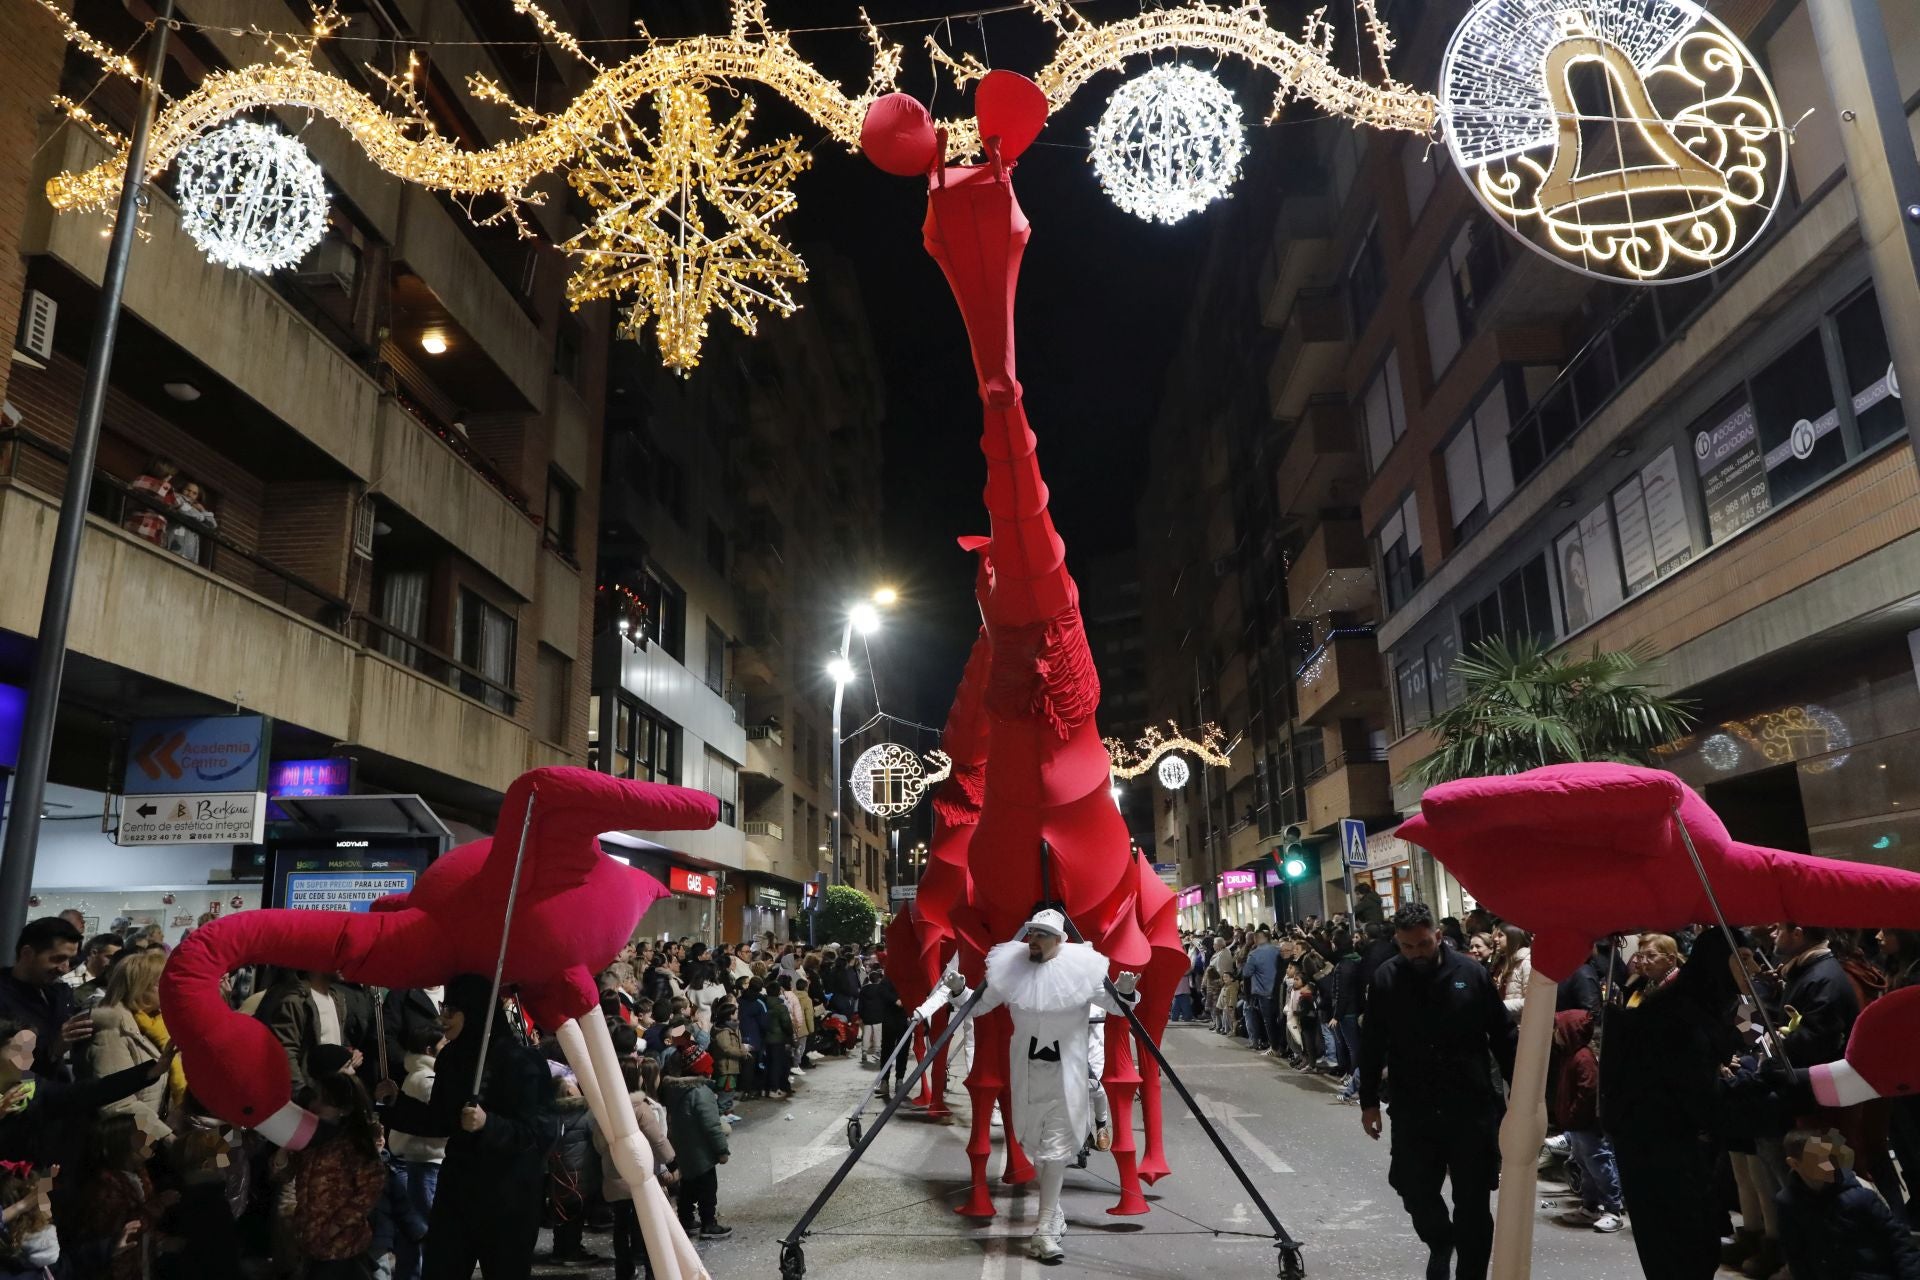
923;909;1138;1264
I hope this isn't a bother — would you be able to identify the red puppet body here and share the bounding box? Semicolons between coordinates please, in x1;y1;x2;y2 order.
862;76;1185;1218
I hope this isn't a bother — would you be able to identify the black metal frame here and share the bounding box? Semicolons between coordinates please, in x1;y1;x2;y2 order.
773;841;1309;1278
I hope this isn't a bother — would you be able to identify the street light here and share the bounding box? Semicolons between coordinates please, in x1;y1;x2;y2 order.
828;587;897;890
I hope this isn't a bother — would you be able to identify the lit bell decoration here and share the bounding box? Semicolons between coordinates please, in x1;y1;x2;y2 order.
1438;0;1787;284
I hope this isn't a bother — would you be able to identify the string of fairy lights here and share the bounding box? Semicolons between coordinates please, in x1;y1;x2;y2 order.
29;0;1791;367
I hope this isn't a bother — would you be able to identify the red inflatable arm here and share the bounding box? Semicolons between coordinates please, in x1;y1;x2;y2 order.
1398;763;1920;979
1810;984;1920;1105
161;766;717;1145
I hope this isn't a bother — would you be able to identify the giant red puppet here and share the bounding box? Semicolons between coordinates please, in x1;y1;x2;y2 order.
862;75;1187;1219
1398;762;1920;1277
161;766;718;1280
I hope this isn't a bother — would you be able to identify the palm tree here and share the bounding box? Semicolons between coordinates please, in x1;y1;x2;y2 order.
1414;636;1696;786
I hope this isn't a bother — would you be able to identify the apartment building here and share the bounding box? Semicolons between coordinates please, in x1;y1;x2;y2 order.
1323;1;1920;885
0;3;627;908
1080;549;1157;858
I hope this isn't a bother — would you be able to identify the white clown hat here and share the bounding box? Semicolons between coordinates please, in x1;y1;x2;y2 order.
1021;908;1069;939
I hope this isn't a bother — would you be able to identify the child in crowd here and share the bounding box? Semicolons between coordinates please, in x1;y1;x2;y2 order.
1776;1128;1920;1280
291;1074;389;1280
594;1056;676;1280
707;1005;747;1118
0;1163;59;1280
660;1039;730;1243
385;1047;444;1280
1551;1010;1625;1233
545;1074;601;1266
69;1114;172;1280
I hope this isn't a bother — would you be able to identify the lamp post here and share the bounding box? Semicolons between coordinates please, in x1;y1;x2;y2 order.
827;588;896;890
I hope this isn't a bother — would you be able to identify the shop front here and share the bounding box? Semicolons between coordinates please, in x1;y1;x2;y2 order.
1176;885;1209;933
1215;868;1267;930
742;875;801;946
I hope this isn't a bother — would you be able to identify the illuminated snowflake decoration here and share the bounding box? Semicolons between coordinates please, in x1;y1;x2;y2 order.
1157;754;1192;791
850;743;926;819
1090;65;1246;225
565;85;810;372
1438;0;1787;284
174;122;329;273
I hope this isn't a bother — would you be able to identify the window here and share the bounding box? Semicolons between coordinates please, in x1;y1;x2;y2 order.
1423;220;1510;378
544;467;578;558
1554;501;1626;633
1836;289;1902;452
1441;383;1517;539
706;749;739;827
1611;448;1693;594
706;518;728;575
1346;223;1387;334
553;317;583;387
609;697;679;784
535;646;570;745
1459;553;1556;653
633;566;687;660
704;620;727;695
454;589;516;712
1753;332;1845;508
1377;491;1425;612
1360;353;1408;473
1395;655;1431;733
655;456;686;526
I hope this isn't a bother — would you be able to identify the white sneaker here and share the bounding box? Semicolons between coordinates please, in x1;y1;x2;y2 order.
1556;1206;1601;1227
1542;1133;1570;1154
1029;1230;1064;1264
1592;1213;1625;1233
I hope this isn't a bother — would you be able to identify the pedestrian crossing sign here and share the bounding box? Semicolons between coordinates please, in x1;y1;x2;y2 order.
1340;818;1368;869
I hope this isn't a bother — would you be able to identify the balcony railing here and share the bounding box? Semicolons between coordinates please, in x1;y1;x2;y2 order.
351;613;520;714
0;429;351;631
387;386;533;516
1304;747;1388;787
744;820;785;840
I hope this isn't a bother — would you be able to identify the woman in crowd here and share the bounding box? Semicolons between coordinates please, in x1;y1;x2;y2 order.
291;1073;389;1280
88;949;181;1138
1492;925;1534;1021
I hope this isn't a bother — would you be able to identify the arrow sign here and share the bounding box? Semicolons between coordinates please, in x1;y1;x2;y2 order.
1193;1092;1293;1173
133;731;186;782
135;802;157;819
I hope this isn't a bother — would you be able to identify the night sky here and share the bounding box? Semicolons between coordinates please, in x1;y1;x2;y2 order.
753;1;1212;723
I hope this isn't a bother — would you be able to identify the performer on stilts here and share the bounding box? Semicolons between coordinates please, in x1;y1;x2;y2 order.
923;909;1137;1265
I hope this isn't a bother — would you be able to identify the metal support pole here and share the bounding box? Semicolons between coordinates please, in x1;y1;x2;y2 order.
829;616;853;888
844;1006;927;1148
1670;805;1788;1058
1804;0;1920;459
0;3;175;945
780;985;985;1280
471;787;538;1099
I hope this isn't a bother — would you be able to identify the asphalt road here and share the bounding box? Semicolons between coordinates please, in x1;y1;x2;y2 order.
533;1024;1654;1280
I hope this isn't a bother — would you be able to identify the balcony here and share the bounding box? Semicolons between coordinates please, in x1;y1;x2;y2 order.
1259;195;1337;328
1276;400;1364;517
743;820;785;841
1287;518;1376;619
1295;629;1387;725
1303;751;1394;832
376;400;539;599
1267;289;1351;423
1227;817;1266;868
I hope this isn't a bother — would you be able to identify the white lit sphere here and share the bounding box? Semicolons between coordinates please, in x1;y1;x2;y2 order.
1090;65;1246;225
176;122;329;273
1157;754;1191;791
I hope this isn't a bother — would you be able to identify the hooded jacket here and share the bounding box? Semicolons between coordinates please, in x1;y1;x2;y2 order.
659;1076;728;1180
1553;1009;1600;1132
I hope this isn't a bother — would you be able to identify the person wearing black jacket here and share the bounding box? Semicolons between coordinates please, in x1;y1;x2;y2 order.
0;919;88;1083
0;1016;170;1171
1770;924;1860;1067
384;987;445;1080
1355;922;1399;1014
408;976;560;1280
1358;904;1511;1280
1600;926;1741;1280
857;969;898;1068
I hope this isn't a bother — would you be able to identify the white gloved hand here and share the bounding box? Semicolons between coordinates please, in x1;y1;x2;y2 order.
943;972;965;997
1114;972;1140;997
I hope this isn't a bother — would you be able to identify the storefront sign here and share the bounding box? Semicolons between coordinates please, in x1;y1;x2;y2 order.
1152;861;1179;885
1177;887;1205;910
1218;869;1257;894
669;868;718;897
0;683;25;771
123;714;268;795
756;887;788;908
117;791;266;846
889;885;918;903
1694;400;1769;544
1367;832;1410;871
269;757;353;798
1263;868;1282;888
283;869;416;912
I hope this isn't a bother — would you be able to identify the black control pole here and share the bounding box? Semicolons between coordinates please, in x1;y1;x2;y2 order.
0;2;175;943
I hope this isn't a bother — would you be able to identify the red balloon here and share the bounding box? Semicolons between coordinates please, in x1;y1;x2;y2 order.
861;92;938;177
975;70;1047;162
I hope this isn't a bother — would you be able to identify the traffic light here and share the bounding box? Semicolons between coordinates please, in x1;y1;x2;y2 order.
1278;825;1312;882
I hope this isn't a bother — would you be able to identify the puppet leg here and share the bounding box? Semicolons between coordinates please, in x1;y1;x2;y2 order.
1491;971;1556;1280
912;1024;934;1106
1138;1050;1168;1184
1102;1015;1148;1215
557;1012;706;1280
957;1011;1005;1217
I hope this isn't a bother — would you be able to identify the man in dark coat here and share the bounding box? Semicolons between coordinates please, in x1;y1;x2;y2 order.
0;918;88;1081
1772;924;1861;1067
1358;903;1512;1280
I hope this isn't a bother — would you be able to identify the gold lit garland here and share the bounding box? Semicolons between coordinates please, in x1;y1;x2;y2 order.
38;0;1436;367
1106;721;1233;780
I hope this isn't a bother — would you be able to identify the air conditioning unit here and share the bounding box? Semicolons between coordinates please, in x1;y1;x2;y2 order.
351;496;377;559
16;290;55;362
294;238;358;292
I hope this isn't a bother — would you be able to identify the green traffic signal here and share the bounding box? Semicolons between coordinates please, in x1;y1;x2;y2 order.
1283;854;1308;880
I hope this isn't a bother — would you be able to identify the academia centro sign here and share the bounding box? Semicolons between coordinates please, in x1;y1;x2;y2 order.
122;714;268;795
